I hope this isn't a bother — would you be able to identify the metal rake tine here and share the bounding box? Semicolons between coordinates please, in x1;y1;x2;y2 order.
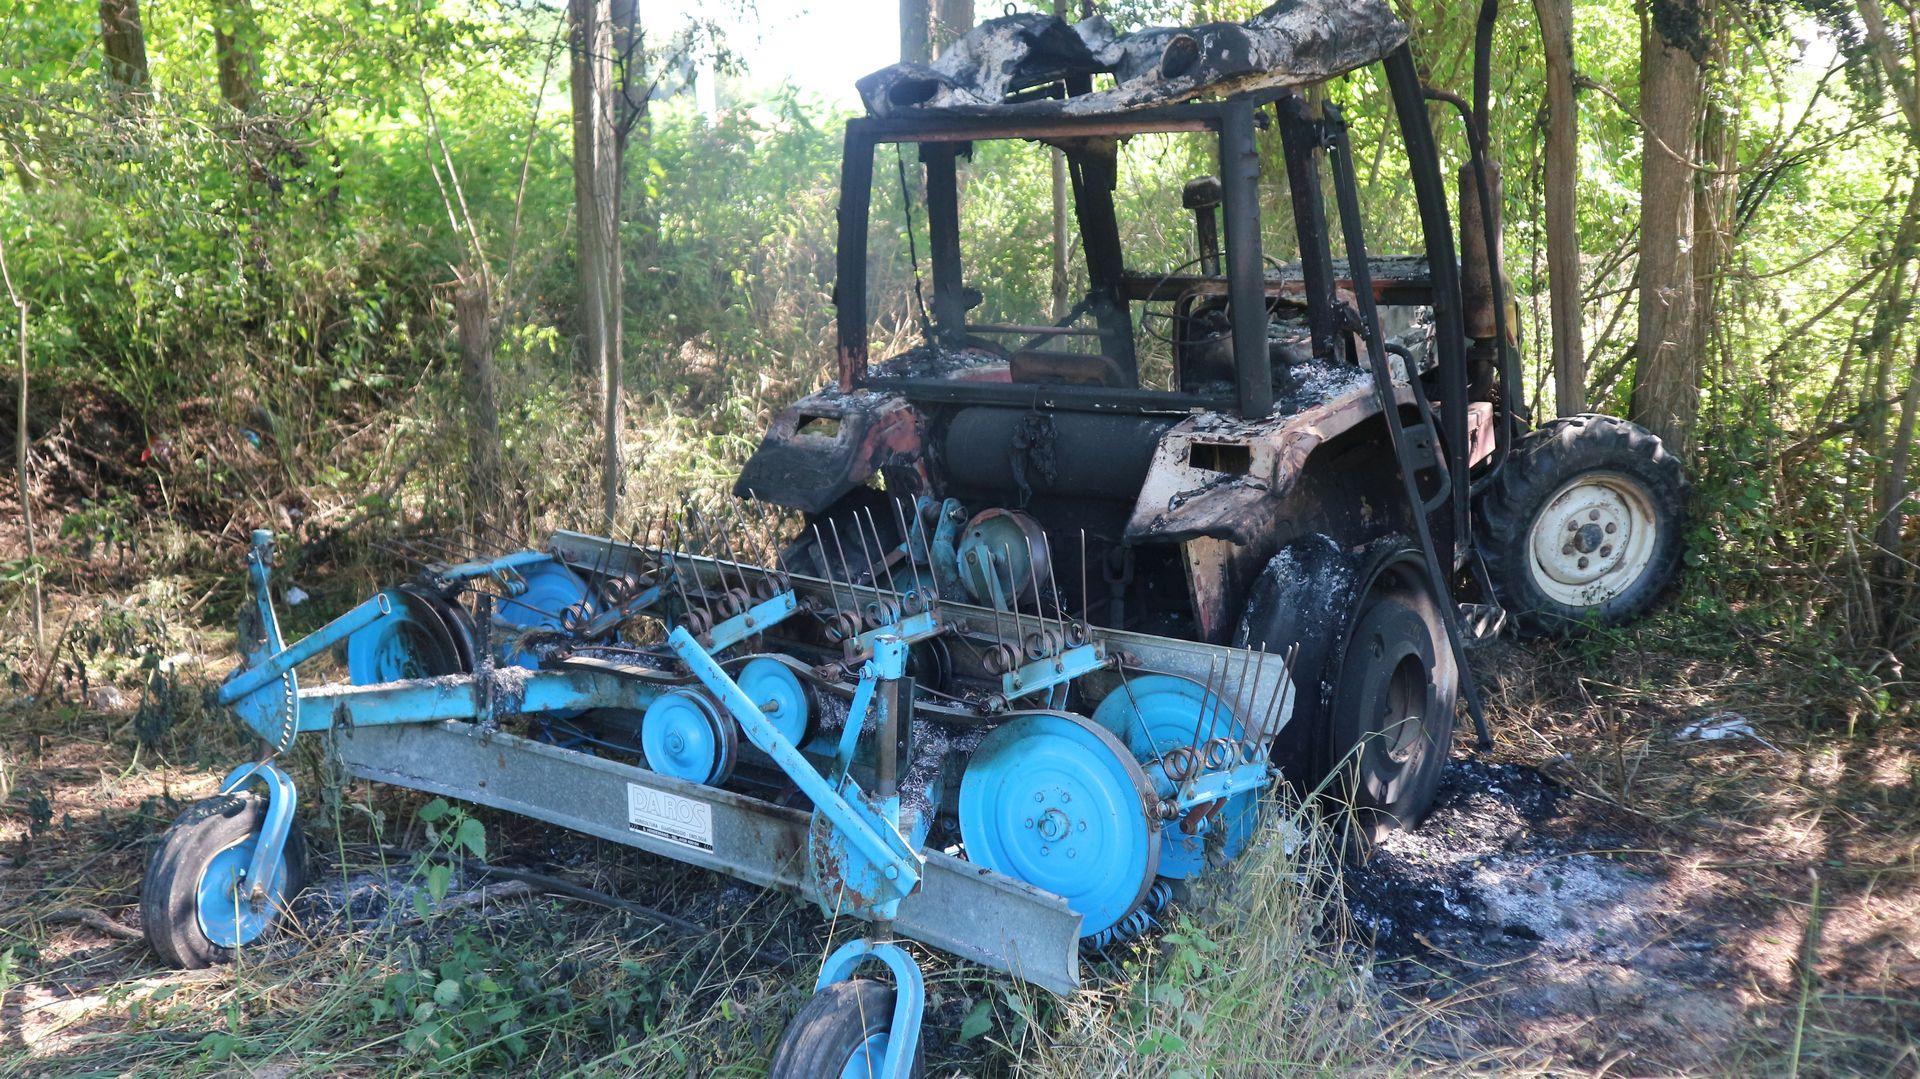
749;490;786;574
1042;532;1069;632
851;513;882;595
914;500;943;604
999;544;1026;652
829;519;858;600
1191;657;1220;764
1245;644;1269;741
889;497;929;604
810;524;837;602
1021;533;1051;637
1079;529;1091;627
863;507;900;599
1262;642;1299;745
587;523;617;588
1230;637;1256;739
1114;655;1153;749
668;522;706;627
692;503;745;598
730;500;770;587
473;517;519;555
718;501;761;592
742;489;771;571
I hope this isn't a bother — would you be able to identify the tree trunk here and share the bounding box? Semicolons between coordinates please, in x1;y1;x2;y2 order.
1856;0;1920;595
932;0;973;56
1689;7;1735;406
99;0;150;96
570;0;620;528
606;0;643;529
1628;0;1705;456
454;265;503;528
1;238;40;649
900;0;931;65
213;0;260;112
1533;0;1584;416
1049;0;1069;319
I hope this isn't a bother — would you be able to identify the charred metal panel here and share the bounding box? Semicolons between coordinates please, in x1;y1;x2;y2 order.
855;2;1407;119
1125;357;1417;546
734;389;927;515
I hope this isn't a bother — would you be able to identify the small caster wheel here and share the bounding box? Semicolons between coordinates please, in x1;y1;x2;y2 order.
141;791;307;969
768;979;923;1078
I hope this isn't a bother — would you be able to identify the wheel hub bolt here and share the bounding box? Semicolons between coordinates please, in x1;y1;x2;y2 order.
1038;808;1070;841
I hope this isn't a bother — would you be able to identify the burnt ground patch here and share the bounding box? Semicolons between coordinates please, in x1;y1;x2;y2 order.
1344;758;1751;1070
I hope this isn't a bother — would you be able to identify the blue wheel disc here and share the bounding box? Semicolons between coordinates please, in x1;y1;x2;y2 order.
841;1031;889;1078
958;712;1160;939
642;689;734;785
346;589;463;685
1091;674;1259;879
736;657;810;746
195;835;293;948
493;559;595;669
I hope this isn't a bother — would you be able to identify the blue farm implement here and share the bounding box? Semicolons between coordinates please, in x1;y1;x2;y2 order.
141;509;1297;1075
140;3;1695;1070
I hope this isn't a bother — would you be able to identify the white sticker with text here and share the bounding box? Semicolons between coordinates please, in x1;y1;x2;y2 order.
625;783;715;852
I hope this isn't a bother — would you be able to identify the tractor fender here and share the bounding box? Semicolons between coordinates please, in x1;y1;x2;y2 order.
1234;533;1431;782
1124;357;1415;546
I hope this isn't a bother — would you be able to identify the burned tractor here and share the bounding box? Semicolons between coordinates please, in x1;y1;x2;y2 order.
139;3;1686;1075
744;7;1687;824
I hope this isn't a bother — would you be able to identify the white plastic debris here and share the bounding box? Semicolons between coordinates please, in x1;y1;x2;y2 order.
285;586;310;606
1676;712;1780;752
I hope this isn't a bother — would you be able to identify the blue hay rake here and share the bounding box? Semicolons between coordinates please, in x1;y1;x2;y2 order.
142;500;1295;1076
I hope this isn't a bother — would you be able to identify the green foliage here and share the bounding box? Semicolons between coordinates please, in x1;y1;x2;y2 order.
1;0;1915;674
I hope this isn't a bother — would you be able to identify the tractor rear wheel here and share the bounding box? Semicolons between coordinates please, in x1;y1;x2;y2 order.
1475;414;1688;634
1324;561;1457;839
1239;537;1456;837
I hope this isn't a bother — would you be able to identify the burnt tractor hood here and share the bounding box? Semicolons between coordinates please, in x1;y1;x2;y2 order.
856;0;1408;118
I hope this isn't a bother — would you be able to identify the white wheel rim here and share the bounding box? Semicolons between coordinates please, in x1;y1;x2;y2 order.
1524;470;1659;609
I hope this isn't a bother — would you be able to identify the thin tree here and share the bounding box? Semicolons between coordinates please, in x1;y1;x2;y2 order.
1534;0;1584;415
1628;0;1707;456
901;0;931;65
1855;0;1920;584
932;0;973;56
99;0;149;99
454;266;503;527
571;0;620;530
213;0;260;113
1;235;41;648
1049;0;1070;320
419;72;503;529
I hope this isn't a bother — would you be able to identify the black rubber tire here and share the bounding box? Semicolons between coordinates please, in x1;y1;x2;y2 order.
768;979;923;1079
1324;564;1458;839
141;792;308;969
1475;413;1689;635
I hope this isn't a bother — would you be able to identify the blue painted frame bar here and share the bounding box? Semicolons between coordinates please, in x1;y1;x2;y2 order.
1001;641;1108;702
219;592;394;708
428;549;554;588
1175;759;1272;809
700;589;801;653
285;667;671;734
668;627;923;898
